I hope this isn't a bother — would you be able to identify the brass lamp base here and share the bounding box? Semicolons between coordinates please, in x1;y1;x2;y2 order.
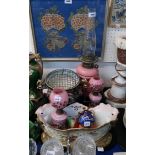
80;55;98;68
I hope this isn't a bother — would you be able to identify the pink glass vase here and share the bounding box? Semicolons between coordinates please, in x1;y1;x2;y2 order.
49;87;69;109
89;92;102;106
89;76;104;92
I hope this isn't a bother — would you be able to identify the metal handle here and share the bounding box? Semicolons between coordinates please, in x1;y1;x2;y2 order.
94;64;98;68
29;53;43;76
37;80;43;90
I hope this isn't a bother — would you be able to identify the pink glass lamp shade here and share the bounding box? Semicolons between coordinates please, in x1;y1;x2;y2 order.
49;87;69;129
49;87;69;109
89;76;104;92
76;63;98;79
89;92;102;106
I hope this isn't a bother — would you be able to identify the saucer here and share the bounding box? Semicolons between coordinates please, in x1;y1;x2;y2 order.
115;63;126;77
111;76;126;86
107;89;126;103
104;89;126;109
117;60;126;68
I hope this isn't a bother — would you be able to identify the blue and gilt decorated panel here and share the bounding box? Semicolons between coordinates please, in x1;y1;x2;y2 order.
30;0;107;60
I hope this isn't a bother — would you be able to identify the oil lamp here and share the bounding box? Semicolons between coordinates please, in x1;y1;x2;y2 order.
89;76;104;107
49;87;69;129
76;8;98;80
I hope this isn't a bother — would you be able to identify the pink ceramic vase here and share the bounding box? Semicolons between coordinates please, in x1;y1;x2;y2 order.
89;76;104;92
89;92;102;106
49;87;69;110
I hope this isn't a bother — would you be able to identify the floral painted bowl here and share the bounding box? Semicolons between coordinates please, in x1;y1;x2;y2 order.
35;103;119;146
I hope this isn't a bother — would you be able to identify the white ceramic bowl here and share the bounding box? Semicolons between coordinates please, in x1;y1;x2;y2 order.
110;85;126;99
104;89;126;109
114;75;126;85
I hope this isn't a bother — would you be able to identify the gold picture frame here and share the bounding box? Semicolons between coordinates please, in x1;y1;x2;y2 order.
29;0;109;61
108;0;126;28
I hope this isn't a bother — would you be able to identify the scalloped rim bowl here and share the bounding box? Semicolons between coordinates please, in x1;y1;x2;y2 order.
35;103;119;146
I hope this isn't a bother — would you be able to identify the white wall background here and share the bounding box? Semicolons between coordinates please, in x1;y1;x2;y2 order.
29;20;125;87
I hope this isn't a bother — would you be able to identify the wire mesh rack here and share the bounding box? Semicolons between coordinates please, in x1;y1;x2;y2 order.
45;69;80;90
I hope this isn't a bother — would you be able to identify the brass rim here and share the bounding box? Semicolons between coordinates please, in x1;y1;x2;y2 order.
45;69;80;90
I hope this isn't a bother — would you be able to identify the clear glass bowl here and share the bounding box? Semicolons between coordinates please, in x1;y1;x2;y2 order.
72;134;96;155
40;138;64;155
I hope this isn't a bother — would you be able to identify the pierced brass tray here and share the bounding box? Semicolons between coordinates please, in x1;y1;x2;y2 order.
45;69;80;90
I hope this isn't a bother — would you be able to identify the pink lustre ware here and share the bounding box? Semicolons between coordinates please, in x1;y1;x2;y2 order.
76;64;98;79
89;76;104;92
88;76;104;106
89;92;102;106
51;111;68;129
49;87;69;129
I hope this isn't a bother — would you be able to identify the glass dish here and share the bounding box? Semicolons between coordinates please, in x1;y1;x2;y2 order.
72;134;96;155
40;138;64;155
